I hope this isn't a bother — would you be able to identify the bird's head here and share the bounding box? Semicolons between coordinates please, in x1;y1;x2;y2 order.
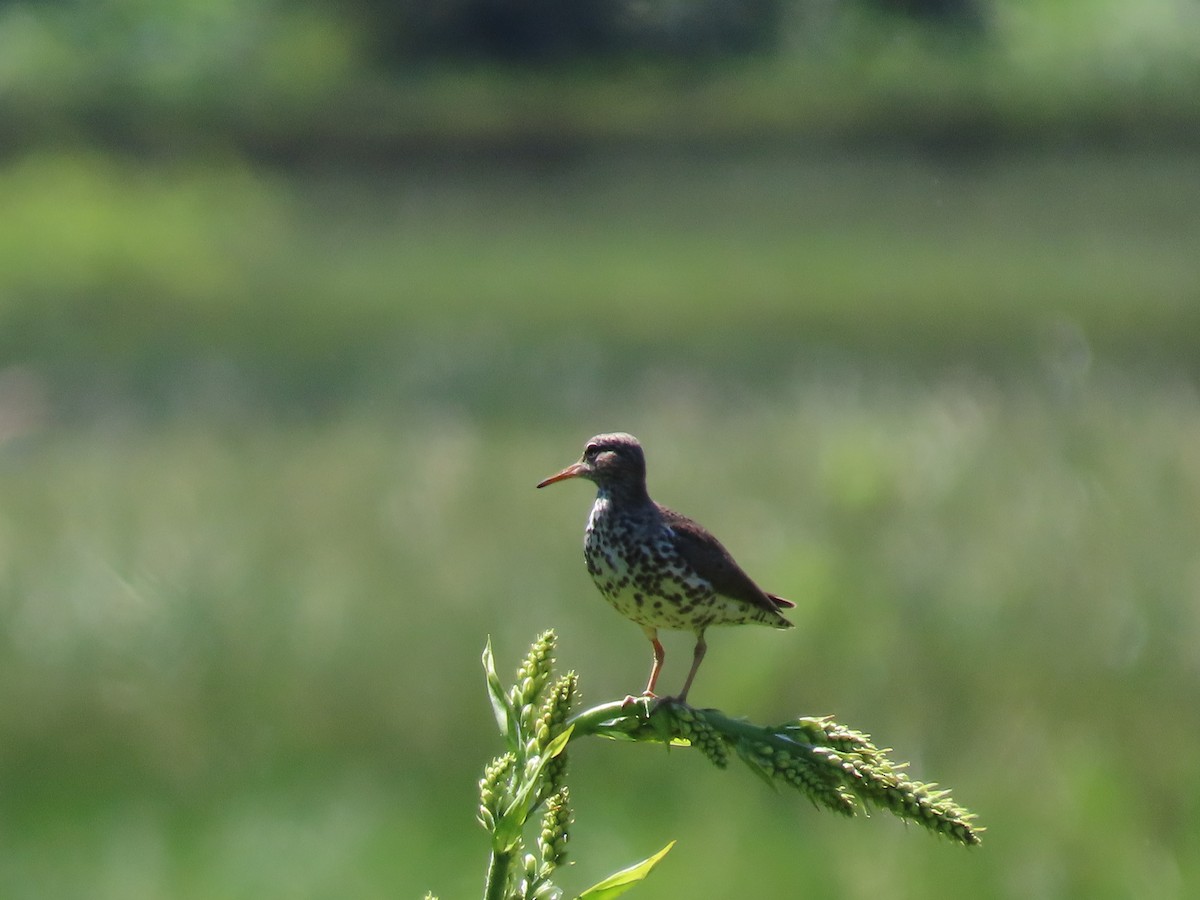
537;432;648;495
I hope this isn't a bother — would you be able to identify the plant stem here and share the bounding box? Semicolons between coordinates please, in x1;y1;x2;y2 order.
484;848;512;900
566;700;642;738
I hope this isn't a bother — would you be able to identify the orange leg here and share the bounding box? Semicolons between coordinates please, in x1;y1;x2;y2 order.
642;626;665;697
676;630;707;703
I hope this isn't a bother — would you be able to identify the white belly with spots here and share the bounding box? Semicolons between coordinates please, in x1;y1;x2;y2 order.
583;499;719;631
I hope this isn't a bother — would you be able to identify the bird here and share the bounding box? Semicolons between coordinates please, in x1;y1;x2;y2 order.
536;432;793;703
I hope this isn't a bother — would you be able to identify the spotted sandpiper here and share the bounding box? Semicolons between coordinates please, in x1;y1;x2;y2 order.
537;432;793;702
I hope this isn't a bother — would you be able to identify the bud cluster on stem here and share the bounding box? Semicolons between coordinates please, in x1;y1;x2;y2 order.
462;631;982;900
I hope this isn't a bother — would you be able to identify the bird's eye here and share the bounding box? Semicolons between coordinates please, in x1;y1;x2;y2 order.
584;443;600;458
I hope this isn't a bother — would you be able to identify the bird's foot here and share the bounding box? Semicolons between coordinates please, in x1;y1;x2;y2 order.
621;692;658;713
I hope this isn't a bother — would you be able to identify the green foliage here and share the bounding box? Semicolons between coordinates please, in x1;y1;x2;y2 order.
479;634;577;899
358;0;785;63
1;372;1199;895
480;633;678;900
475;634;678;899
465;633;980;898
570;700;981;846
1;152;1198;412
0;83;1196;895
3;0;1200;153
575;842;676;900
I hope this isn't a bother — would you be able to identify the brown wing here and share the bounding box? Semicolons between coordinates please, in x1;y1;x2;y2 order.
658;505;794;619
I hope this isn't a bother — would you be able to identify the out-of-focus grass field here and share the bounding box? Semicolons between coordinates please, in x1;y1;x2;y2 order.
1;150;1199;899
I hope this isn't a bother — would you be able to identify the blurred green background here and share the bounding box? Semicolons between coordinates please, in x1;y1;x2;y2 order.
1;0;1199;897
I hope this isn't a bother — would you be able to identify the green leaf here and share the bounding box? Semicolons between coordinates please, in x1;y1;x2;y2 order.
574;841;676;900
496;777;544;849
495;725;575;850
483;638;521;747
544;723;575;759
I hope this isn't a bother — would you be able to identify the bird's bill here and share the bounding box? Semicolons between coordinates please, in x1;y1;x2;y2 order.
536;462;588;488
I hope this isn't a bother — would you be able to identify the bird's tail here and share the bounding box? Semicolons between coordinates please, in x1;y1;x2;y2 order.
767;593;795;628
768;593;795;610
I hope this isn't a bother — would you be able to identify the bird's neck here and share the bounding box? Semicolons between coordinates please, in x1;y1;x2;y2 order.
594;480;652;512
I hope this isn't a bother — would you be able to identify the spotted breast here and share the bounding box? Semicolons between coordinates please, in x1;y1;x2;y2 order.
584;494;719;631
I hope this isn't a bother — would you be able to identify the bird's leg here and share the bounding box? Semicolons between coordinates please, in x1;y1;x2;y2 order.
622;627;665;708
675;630;707;704
642;626;665;697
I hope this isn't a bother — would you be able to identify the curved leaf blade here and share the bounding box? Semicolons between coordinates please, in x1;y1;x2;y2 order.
483;638;519;744
575;841;676;900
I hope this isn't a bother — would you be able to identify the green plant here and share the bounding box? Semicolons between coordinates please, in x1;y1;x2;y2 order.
461;631;981;900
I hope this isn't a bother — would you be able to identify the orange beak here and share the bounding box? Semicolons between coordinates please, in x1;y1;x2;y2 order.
536;461;588;488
